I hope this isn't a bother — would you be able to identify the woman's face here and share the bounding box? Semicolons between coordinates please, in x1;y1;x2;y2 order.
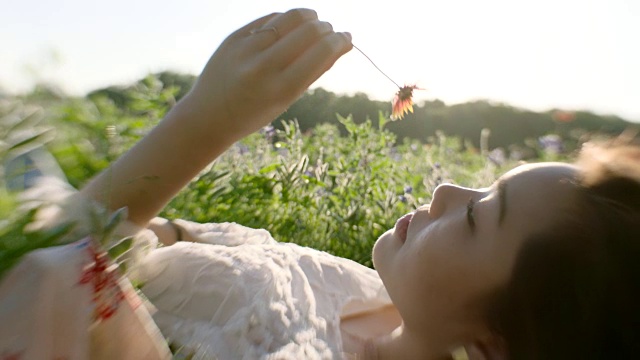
373;162;578;345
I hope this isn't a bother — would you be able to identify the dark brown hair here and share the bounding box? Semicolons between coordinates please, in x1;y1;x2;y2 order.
491;144;640;359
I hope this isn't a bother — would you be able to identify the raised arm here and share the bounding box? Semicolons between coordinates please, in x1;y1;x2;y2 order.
80;9;352;226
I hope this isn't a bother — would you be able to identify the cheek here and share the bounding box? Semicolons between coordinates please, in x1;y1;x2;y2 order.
407;219;466;266
375;218;485;309
401;224;484;300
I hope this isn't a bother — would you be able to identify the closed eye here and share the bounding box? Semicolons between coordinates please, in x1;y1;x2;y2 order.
467;198;476;232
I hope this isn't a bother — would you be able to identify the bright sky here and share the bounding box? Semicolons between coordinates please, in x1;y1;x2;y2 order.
2;0;639;122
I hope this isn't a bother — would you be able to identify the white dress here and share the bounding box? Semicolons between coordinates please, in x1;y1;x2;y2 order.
132;220;392;360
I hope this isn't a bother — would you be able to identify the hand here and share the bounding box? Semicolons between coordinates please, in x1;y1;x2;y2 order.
148;217;196;245
181;8;352;141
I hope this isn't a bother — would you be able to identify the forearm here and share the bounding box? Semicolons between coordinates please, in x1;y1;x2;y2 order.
80;97;236;226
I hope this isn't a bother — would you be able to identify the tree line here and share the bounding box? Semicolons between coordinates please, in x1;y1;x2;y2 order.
83;71;638;153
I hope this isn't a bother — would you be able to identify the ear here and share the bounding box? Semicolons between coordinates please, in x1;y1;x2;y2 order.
464;334;508;360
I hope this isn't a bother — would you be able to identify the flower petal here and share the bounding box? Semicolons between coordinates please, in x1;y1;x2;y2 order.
390;85;421;120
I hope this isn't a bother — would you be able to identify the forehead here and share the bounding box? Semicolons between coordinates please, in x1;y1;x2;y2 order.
500;162;578;188
498;162;579;230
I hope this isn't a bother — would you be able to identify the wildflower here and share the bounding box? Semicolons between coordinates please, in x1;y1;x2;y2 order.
261;125;276;141
538;134;564;154
488;148;506;166
389;147;401;161
351;44;422;121
510;149;524;161
404;185;413;194
552;110;575;123
398;195;408;203
391;85;420;120
236;143;250;155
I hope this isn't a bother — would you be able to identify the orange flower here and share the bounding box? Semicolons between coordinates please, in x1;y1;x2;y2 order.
351;45;423;120
552;110;576;123
391;85;420;120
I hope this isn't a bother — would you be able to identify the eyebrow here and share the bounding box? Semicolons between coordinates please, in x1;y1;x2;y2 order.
497;179;508;226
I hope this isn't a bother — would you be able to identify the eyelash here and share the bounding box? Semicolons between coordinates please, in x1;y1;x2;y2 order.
467;198;476;231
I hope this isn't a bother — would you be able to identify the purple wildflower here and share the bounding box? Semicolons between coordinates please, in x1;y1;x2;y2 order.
237;143;250;155
538;134;563;154
488;148;506;166
261;125;276;141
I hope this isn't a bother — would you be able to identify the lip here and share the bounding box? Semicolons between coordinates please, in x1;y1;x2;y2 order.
393;212;414;244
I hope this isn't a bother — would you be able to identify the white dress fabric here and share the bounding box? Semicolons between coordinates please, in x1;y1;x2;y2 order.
133;219;392;359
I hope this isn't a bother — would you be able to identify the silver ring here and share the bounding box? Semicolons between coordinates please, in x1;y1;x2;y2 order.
250;26;280;38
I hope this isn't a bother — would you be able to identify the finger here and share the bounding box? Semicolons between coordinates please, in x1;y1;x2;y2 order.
246;26;281;51
282;32;352;92
262;8;318;36
227;12;281;41
263;20;334;69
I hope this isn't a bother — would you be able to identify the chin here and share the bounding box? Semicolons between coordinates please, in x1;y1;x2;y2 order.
372;229;395;270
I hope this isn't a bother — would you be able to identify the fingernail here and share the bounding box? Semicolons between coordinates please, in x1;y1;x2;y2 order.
342;32;352;42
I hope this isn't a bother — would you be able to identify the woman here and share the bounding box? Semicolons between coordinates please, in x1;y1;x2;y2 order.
79;9;640;360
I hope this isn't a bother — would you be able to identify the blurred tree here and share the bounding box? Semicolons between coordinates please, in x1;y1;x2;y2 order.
154;71;197;100
87;71;196;110
50;70;640;159
24;83;66;102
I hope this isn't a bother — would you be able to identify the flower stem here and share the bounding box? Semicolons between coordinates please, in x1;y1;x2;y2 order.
353;44;402;89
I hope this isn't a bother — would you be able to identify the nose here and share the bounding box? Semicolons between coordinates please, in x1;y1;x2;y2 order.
428;183;479;218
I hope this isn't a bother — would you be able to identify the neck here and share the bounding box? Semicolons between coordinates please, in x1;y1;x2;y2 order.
369;325;451;360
